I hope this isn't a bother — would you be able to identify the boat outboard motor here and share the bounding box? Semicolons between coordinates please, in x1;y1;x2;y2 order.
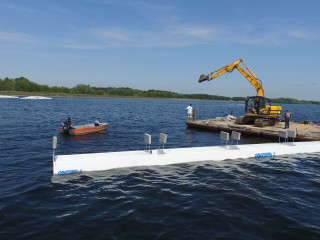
62;117;72;134
63;125;70;134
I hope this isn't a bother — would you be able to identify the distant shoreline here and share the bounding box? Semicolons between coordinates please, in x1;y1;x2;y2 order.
1;91;319;104
0;91;223;101
2;77;319;104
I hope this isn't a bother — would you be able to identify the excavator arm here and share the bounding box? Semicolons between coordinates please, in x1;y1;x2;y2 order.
198;59;264;97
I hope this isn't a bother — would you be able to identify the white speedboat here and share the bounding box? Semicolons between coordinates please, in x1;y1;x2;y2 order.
20;96;52;100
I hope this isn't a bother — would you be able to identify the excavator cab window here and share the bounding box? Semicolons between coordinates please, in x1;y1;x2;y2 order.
246;97;258;114
257;97;271;115
245;96;271;115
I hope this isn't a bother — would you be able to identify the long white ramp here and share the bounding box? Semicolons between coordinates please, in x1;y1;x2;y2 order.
53;141;320;175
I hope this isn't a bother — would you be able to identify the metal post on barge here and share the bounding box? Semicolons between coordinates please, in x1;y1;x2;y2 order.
193;108;196;121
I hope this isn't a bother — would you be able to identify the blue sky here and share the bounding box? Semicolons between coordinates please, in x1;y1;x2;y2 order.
0;0;319;100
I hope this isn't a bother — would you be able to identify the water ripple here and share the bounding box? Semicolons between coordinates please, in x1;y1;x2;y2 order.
1;98;320;240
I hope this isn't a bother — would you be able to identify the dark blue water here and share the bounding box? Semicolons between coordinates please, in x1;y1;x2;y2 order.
0;97;319;240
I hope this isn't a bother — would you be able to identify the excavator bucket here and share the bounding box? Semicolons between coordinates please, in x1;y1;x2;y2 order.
198;74;209;83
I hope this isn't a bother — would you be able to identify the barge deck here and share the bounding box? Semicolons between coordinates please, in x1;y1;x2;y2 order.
186;117;320;141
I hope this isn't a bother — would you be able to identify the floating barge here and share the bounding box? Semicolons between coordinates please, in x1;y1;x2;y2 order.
186;117;320;141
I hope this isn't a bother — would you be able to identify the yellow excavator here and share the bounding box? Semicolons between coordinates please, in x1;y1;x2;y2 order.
198;59;282;127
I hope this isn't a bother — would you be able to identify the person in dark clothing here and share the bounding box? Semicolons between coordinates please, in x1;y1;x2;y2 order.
62;117;75;133
283;110;292;129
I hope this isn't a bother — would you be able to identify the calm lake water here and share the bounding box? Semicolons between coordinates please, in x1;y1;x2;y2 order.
0;97;319;240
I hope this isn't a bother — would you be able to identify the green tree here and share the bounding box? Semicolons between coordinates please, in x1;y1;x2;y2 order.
2;78;15;91
71;84;96;94
14;77;41;92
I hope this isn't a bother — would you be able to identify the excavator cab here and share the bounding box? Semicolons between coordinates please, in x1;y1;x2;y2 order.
242;96;281;126
245;96;271;115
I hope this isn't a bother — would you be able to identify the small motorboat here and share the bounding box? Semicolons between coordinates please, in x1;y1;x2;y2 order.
60;123;109;136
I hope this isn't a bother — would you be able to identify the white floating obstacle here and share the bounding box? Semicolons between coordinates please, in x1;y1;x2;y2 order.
52;132;320;175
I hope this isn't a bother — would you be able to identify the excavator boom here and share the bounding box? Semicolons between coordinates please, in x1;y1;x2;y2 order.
198;59;264;97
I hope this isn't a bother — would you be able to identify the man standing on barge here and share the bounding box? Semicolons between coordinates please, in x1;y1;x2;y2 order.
186;104;193;121
284;110;292;129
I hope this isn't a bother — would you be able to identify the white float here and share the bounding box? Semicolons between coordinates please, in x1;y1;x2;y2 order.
53;138;320;175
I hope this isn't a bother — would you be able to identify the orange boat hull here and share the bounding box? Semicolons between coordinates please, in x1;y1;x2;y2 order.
60;123;109;135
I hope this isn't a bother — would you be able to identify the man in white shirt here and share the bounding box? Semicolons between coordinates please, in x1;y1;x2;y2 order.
95;118;101;126
186;104;193;121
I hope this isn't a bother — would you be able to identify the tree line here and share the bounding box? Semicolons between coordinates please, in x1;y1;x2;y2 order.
0;77;319;104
